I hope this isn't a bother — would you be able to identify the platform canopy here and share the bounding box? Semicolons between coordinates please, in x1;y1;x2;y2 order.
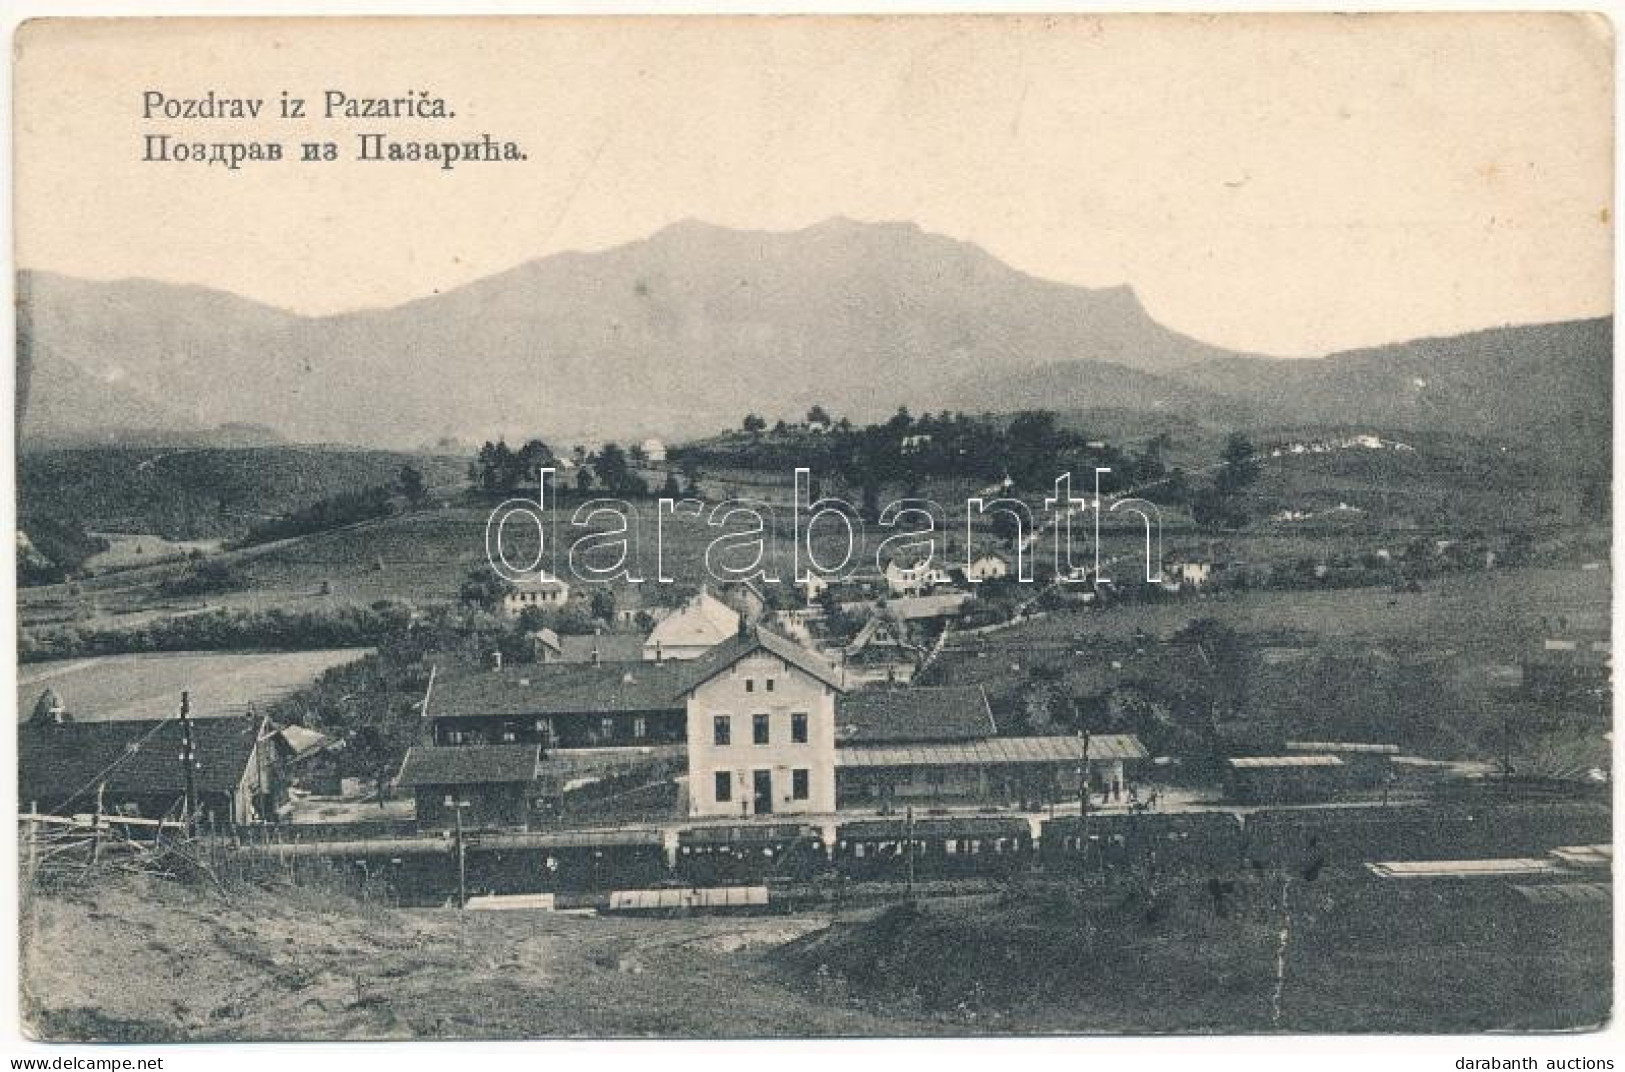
835;733;1146;769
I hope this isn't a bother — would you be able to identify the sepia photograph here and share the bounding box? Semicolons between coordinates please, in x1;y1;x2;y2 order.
5;10;1615;1048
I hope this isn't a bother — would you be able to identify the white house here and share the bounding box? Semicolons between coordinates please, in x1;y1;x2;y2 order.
900;433;933;453
502;571;571;616
1166;560;1214;588
681;628;844;817
639;438;668;463
884;558;951;597
798;572;831;604
963;551;1011;583
642;586;742;661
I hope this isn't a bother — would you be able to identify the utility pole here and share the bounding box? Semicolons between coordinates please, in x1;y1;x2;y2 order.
25;801;37;878
453;800;468;909
91;782;105;866
1077;728;1091;892
178;691;198;835
904;805;915;899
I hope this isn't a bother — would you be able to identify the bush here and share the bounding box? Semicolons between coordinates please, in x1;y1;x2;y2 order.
157;560;249;598
231;485;396;548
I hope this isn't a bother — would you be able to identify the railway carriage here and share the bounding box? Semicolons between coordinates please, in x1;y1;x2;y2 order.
467;829;669;893
675;823;827;885
1040;811;1245;874
1239;802;1612;873
834;816;1032;880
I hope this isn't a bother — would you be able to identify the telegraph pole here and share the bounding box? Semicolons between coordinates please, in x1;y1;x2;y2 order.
904;804;915;899
1077;727;1091;892
178;691;198;834
453;801;468;909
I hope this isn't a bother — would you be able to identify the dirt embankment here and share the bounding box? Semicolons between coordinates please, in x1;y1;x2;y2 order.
778;877;1613;1034
19;871;920;1041
20;869;1611;1039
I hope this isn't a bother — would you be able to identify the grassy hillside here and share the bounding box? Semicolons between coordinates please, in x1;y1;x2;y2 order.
18;445;469;541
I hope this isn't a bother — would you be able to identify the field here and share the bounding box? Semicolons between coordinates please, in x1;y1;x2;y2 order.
954;564;1609;653
84;532;225;573
17;419;1608;635
21;500;985;624
928;563;1611;761
16;649;372;723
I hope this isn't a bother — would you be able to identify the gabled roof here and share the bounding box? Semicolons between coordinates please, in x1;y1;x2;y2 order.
397;744;542;787
272;724;331;761
886;593;970;620
884;557;939;573
836;686;995;744
676;626;846;693
553;633;645;664
644;588;740;650
19;715;263;805
429;627;843;719
427;662;691;719
509;571;569;592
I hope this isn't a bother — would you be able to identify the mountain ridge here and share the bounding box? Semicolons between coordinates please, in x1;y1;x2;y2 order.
16;218;1611;448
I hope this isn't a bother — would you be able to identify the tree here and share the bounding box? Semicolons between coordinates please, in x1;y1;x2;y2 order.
590;588;617;623
1191;485;1248;531
660;473;682;499
397;464;429;506
458;566;512;611
629;443;648;465
575;468;594;493
1004;410;1068;489
596;442;633;494
473;438;554;494
475;440;516;493
742;413;767;436
1216;432;1261;493
514;439;555;486
806;404;831;426
860;482;881;523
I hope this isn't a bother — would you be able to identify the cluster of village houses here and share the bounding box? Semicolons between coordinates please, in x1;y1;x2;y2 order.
402;580;1148;830
18;543;1604;834
17;571;1155;833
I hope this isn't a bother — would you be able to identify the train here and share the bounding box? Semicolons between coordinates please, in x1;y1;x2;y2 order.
254;800;1609;906
675;823;826;885
835;817;1033;880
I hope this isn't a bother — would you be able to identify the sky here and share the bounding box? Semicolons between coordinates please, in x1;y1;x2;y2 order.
13;13;1613;357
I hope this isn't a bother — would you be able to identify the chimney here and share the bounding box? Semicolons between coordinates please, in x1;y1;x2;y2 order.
591;645;601;666
491;650;503;672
